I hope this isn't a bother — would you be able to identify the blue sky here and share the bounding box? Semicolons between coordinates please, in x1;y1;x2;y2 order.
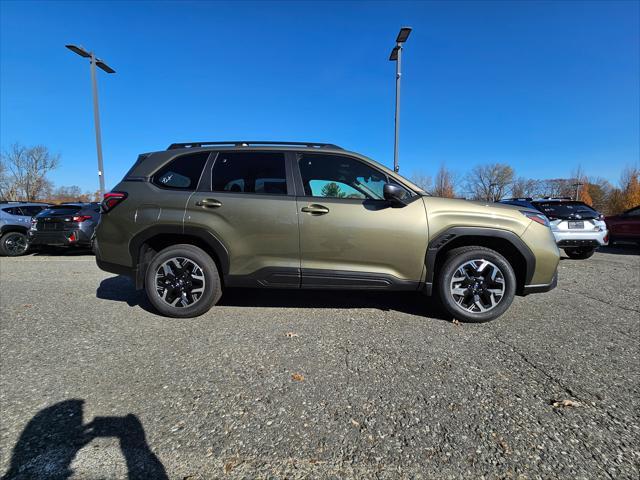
1;0;638;193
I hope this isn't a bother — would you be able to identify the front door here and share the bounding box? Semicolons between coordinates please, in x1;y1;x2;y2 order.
294;152;428;288
187;150;300;287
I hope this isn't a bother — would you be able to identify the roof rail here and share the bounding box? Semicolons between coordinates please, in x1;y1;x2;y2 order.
167;141;343;150
502;197;533;201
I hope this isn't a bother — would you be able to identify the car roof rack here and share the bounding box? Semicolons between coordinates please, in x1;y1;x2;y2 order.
167;141;343;150
535;196;573;201
502;197;533;202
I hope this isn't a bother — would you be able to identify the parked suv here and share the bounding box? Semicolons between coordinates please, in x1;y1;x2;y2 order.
29;203;101;250
0;201;50;256
95;141;560;322
605;206;640;246
499;198;608;259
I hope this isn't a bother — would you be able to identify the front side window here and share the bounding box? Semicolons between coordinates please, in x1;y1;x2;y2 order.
153;152;209;190
212;152;287;195
298;154;392;200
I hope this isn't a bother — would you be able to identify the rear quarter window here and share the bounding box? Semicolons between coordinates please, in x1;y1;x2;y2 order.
152;152;210;190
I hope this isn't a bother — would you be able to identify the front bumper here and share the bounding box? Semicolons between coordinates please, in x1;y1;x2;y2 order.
28;228;92;246
552;229;609;248
522;272;558;295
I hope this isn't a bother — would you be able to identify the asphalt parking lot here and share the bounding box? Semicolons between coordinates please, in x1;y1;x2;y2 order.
1;247;639;479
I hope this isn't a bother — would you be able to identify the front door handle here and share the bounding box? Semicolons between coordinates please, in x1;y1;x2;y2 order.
196;198;222;208
301;204;329;215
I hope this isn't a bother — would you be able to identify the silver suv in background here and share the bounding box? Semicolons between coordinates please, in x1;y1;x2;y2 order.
0;201;51;256
499;198;608;259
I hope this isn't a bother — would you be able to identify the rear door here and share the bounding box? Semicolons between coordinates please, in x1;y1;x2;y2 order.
186;150;300;286
294;152;428;288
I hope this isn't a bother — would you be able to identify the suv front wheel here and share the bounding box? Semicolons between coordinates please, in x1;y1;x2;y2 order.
437;246;516;323
145;244;222;318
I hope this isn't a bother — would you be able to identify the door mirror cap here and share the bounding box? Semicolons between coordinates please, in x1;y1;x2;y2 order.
383;183;407;206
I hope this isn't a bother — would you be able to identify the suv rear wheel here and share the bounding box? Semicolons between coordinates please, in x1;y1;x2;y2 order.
563;247;595;259
145;244;222;318
0;231;29;257
437;246;516;323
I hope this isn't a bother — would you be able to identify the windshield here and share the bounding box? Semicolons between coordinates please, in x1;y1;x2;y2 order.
532;201;598;219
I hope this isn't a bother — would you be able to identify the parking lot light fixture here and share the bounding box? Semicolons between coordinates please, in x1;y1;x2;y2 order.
389;27;412;173
65;44;116;198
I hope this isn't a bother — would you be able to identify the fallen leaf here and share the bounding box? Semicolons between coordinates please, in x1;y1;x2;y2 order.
452;319;460;326
351;418;360;428
23;304;32;309
552;399;580;408
285;332;299;338
291;373;305;382
223;461;235;474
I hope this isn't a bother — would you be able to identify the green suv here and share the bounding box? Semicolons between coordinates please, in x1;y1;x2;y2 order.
95;141;559;322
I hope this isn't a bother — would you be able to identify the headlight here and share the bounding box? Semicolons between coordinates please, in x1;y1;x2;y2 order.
520;210;550;227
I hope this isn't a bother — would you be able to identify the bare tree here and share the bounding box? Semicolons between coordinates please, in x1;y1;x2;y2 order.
511;177;541;198
432;164;456;198
1;143;60;201
465;163;514;201
409;171;432;193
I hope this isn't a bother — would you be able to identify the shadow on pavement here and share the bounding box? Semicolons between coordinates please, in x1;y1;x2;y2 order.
29;246;94;257
1;399;166;480
597;244;639;255
97;275;452;320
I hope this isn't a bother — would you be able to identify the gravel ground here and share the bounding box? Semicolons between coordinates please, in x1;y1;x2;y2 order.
1;247;639;479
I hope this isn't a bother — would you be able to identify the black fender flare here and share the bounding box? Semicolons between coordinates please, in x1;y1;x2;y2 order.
129;225;230;288
424;227;535;295
0;225;29;236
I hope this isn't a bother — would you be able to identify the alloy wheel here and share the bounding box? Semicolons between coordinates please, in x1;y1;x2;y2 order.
154;257;206;308
4;233;28;256
449;259;506;313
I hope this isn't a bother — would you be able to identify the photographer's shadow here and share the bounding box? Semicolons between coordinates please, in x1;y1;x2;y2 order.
2;399;166;480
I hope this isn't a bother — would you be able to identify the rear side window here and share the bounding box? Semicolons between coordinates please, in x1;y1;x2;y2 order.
153;152;209;190
2;207;21;215
212;152;287;195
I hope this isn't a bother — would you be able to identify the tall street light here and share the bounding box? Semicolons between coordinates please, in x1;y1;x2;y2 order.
65;44;116;197
389;27;412;173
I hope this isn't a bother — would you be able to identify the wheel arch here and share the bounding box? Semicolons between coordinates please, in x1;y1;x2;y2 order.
424;227;535;296
129;225;229;289
1;225;29;236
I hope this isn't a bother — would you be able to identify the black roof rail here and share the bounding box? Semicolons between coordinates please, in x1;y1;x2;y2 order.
502;197;533;202
167;141;343;150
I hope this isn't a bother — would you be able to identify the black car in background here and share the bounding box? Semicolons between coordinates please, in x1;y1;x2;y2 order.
29;203;101;249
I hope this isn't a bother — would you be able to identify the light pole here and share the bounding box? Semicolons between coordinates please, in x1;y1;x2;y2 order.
65;44;116;198
572;182;584;201
389;27;412;173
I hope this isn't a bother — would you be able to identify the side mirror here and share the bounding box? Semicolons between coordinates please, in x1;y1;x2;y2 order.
383;183;407;206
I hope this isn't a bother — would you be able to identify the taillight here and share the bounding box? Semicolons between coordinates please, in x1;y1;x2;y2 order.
101;191;127;213
72;215;92;222
520;210;550;227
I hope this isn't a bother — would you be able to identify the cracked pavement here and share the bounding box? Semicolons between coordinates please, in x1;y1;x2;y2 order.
1;246;639;479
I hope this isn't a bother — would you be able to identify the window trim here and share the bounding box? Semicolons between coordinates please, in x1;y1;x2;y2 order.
208;150;294;197
293;152;412;201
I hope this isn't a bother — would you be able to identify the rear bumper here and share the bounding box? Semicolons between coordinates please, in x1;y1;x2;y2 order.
28;228;92;246
552;229;608;247
522;272;558;295
94;237;137;281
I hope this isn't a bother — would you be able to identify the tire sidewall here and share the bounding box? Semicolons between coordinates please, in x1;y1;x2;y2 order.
144;244;221;318
438;248;516;323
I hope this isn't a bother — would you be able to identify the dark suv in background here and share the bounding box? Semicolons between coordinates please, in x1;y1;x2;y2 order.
29;203;101;250
94;141;559;322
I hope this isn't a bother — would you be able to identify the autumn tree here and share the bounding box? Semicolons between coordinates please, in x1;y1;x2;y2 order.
432;165;456;198
465;163;514;201
0;143;59;201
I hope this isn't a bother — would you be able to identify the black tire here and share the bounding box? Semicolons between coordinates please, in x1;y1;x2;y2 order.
437;246;517;323
0;231;29;257
144;244;222;318
563;247;595;259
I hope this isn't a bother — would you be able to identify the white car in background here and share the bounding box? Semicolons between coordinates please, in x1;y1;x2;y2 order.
499;197;608;259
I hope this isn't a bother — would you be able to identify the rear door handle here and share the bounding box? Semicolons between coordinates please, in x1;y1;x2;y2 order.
196;198;222;208
301;204;329;215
